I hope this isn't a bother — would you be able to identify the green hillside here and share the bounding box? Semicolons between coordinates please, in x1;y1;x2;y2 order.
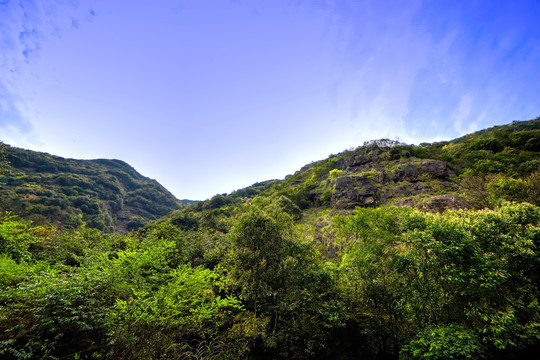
162;117;539;233
0;118;539;359
0;145;186;232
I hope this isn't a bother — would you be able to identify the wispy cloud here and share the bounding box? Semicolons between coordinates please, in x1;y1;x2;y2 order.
1;1;48;135
0;82;30;129
0;0;95;139
318;0;430;142
452;94;472;134
404;0;540;141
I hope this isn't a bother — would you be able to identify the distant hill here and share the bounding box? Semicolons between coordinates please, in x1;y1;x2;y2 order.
0;145;190;232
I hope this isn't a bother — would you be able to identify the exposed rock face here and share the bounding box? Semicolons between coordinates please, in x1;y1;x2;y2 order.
331;175;379;209
335;147;386;170
328;150;457;210
418;160;450;178
341;153;371;168
388;160;450;182
388;182;433;198
389;164;419;182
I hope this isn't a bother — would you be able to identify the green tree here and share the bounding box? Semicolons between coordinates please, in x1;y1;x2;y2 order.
229;209;342;358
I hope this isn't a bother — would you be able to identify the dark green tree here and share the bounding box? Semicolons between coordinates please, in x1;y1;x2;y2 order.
229;209;342;358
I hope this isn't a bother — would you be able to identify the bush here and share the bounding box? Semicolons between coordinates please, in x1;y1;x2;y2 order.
0;215;35;262
400;326;485;360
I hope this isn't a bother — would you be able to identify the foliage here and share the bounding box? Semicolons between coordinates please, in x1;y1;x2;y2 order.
400;325;485;360
0;142;8;175
108;265;245;359
0;145;184;232
228;208;343;358
0;218;250;359
1;199;539;359
332;202;540;359
460;171;540;208
0;213;40;262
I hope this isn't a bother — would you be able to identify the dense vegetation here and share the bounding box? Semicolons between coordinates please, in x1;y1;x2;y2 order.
1;202;538;359
0;118;539;359
0;145;185;232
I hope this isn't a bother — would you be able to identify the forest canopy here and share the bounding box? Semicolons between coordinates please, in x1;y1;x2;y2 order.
0;201;539;359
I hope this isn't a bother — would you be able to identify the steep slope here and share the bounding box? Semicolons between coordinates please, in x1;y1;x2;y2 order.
0;145;185;232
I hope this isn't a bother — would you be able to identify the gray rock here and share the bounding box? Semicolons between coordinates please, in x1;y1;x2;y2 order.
418;160;449;178
331;175;380;209
389;182;433;198
388;160;450;183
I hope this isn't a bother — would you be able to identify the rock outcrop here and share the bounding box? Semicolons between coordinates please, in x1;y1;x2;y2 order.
332;175;380;209
328;147;459;210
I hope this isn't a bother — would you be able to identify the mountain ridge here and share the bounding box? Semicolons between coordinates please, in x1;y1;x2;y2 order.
0;144;189;232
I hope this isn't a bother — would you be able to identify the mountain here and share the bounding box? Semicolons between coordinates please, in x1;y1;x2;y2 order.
266;117;540;211
3;117;537;235
1;117;539;359
158;117;539;233
0;144;188;232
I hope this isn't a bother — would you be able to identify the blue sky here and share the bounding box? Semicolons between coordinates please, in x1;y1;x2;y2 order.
1;0;539;200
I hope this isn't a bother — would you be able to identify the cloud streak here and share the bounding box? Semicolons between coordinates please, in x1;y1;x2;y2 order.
0;0;95;136
313;0;430;143
404;0;540;141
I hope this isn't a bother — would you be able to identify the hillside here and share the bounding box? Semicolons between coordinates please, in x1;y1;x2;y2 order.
0;145;185;232
267;117;539;210
160;117;540;234
0;118;539;359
